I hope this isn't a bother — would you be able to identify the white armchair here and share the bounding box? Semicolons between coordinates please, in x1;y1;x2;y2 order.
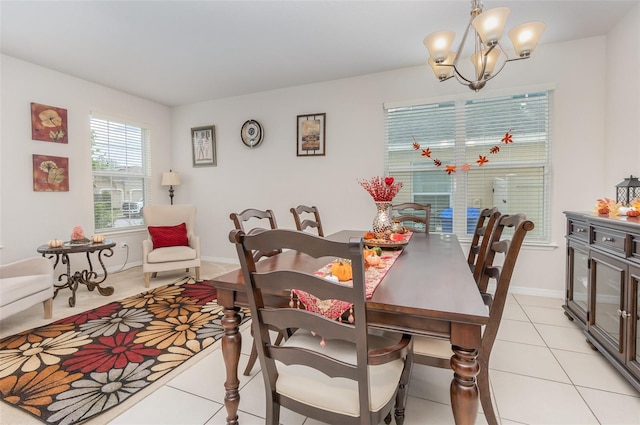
0;257;54;320
142;204;201;287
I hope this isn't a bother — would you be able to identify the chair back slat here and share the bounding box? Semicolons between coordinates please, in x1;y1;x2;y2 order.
261;309;357;343
229;208;281;261
391;202;431;233
468;207;501;284
269;345;359;380
256;270;354;301
290;205;324;236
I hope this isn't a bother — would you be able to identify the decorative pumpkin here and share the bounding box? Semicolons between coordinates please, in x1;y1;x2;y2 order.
365;254;381;266
626;209;640;217
92;234;105;243
330;261;353;282
363;231;375;240
363;248;376;259
48;239;63;248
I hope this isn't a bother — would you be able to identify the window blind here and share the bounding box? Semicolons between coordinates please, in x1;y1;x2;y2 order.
91;113;151;232
384;90;550;242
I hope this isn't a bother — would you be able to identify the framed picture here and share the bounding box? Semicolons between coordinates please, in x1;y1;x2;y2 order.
297;113;326;157
33;154;69;191
31;102;68;143
191;125;216;167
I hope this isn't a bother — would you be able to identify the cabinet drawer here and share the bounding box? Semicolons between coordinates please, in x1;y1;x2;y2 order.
629;232;640;264
568;218;589;241
592;226;626;256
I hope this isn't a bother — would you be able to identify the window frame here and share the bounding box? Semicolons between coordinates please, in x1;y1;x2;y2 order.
384;86;552;243
90;112;152;233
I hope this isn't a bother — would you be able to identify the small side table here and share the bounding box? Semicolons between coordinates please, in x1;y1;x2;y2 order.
37;240;116;307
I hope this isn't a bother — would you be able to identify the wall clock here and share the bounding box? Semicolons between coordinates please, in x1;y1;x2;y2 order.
241;119;264;148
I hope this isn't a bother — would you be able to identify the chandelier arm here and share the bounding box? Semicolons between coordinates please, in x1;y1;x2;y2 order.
452;15;476;68
438;63;474;85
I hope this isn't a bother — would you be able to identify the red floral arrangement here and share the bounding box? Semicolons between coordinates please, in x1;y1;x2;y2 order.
358;176;403;202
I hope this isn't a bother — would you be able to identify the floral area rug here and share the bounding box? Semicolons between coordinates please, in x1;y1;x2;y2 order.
0;277;250;425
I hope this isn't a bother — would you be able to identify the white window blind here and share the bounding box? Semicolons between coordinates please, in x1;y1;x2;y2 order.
384;90;550;242
91;113;151;232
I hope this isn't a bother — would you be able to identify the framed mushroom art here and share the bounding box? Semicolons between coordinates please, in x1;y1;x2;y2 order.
31;102;68;143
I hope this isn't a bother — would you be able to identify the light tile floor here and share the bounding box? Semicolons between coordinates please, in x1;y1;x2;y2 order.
2;262;640;425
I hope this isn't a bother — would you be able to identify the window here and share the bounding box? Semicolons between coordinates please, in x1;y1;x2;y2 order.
384;89;550;242
91;113;151;232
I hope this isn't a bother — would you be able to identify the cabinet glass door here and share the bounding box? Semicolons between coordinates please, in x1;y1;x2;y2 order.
630;266;640;375
570;244;589;313
591;252;625;357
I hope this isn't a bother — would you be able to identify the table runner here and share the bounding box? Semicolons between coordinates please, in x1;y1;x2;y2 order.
292;248;404;321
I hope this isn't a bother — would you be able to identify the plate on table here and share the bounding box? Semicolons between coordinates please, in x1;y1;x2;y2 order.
363;237;409;249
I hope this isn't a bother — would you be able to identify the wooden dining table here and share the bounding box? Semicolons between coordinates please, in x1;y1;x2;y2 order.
210;230;490;425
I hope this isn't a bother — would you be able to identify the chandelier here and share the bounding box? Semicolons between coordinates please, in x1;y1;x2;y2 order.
423;0;545;91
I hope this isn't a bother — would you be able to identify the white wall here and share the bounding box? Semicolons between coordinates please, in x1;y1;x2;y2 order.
172;35;613;297
2;6;638;297
605;4;640;186
0;55;173;268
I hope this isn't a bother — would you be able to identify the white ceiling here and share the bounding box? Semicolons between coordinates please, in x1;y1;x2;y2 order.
1;1;638;106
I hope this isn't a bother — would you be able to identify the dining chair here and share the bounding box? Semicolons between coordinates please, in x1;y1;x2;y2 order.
229;208;286;376
391;203;431;233
467;207;501;286
290;204;324;236
142;204;201;288
230;228;413;425
229;208;281;261
412;214;534;425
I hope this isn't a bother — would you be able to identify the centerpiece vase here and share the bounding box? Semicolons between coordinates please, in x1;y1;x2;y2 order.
372;201;392;235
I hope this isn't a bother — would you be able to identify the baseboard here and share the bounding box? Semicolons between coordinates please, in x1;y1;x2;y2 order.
486;282;564;299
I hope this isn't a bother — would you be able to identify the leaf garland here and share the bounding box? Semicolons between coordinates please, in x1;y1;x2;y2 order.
412;129;514;175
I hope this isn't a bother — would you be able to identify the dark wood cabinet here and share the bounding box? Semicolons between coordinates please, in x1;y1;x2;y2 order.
564;211;640;392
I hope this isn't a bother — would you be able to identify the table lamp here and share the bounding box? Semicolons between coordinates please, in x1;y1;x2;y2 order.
161;170;181;205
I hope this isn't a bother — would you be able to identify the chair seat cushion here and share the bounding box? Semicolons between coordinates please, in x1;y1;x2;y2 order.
147;245;196;263
148;223;189;248
1;274;52;307
413;336;452;359
275;330;405;417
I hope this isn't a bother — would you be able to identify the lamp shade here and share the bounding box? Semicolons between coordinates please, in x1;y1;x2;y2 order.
471;7;510;46
428;53;455;80
161;171;181;186
423;31;455;63
470;48;501;78
508;21;546;57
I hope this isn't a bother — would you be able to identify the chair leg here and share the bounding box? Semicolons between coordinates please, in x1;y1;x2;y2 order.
244;330;285;376
394;348;413;425
195;266;201;282
266;397;280;425
478;361;498;425
144;273;151;288
243;341;259;376
43;298;53;319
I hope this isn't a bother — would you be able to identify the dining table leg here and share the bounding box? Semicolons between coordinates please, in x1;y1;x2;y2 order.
450;345;480;425
219;289;242;425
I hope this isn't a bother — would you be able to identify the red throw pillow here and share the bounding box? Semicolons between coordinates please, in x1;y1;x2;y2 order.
148;223;189;249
